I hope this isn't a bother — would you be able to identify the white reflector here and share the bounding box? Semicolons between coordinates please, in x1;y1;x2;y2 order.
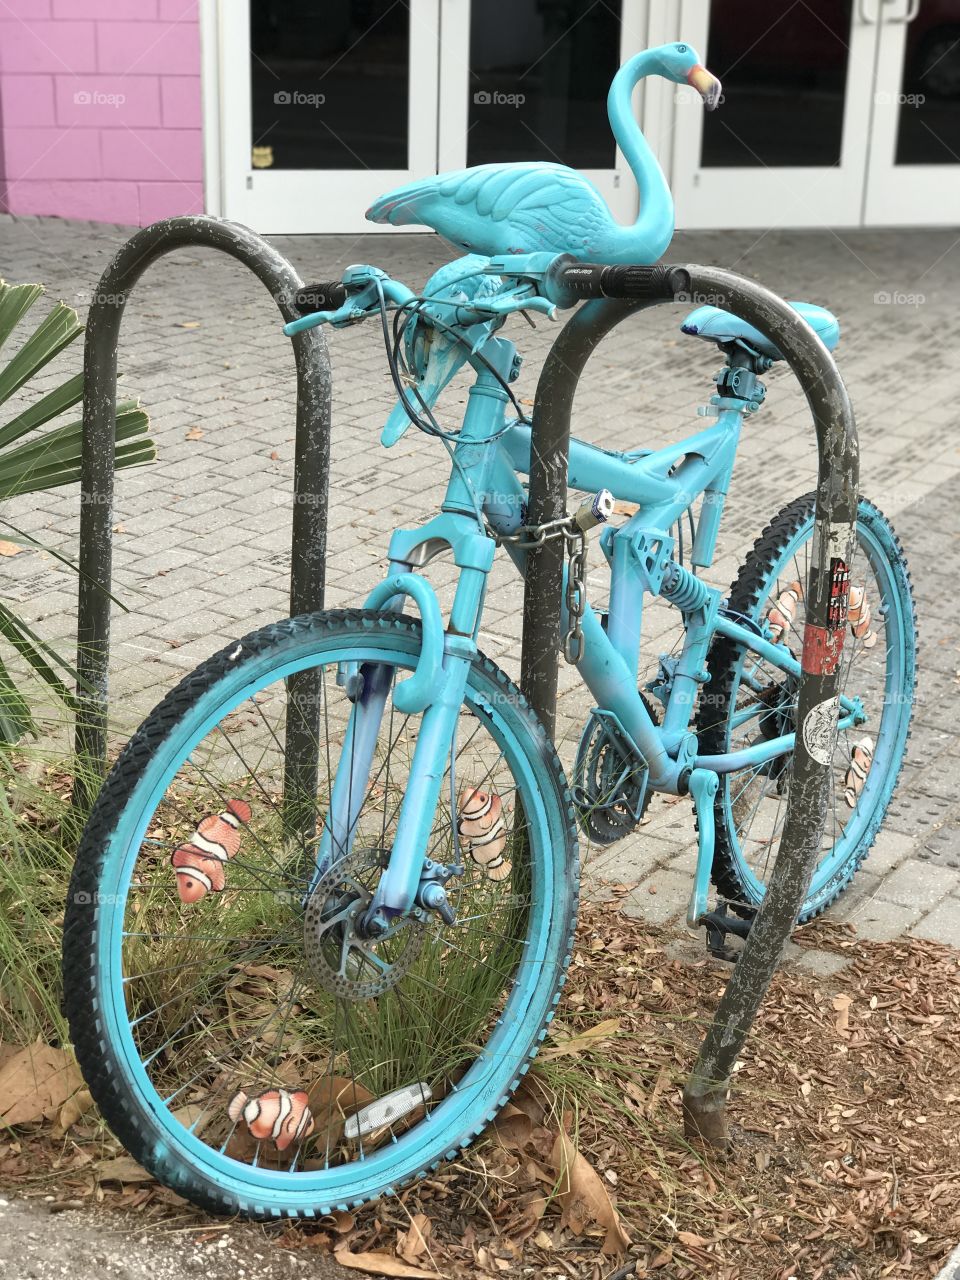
343;1082;433;1140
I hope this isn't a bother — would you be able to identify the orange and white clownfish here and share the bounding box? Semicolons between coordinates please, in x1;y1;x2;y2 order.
848;584;877;649
227;1087;314;1152
766;580;803;644
844;736;874;809
457;787;511;882
170;798;251;903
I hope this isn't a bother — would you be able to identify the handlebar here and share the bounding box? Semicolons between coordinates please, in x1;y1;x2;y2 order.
285;256;697;336
293;281;349;315
542;258;692;306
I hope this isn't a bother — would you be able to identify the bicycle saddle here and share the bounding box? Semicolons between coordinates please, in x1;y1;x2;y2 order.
680;301;840;362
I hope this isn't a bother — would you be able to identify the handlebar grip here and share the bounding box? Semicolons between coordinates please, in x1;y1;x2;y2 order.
545;260;692;306
293;281;349;315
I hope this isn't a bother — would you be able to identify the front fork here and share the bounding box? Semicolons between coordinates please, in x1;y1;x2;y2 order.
313;347;514;928
312;575;476;931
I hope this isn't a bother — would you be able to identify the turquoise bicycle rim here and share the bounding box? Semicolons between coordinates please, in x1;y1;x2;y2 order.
83;619;576;1215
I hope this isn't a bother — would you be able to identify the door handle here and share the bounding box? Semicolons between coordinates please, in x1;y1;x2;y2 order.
861;0;921;21
881;0;922;21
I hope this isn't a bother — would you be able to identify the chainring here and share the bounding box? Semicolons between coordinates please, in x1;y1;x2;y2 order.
302;848;427;1000
572;693;659;846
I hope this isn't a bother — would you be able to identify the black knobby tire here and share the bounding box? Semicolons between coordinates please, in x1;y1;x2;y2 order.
62;610;579;1218
696;494;916;921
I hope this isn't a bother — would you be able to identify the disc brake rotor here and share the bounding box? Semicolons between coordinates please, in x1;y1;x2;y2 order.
302;848;426;999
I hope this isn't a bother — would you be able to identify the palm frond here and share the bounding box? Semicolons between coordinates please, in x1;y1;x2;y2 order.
0;406;154;500
0;657;34;745
0;279;157;743
0;300;83;409
0;371;84;450
0;602;81;702
0;281;44;354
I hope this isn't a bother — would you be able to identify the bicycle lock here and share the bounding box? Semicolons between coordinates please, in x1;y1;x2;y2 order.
521;263;859;1145
74;216;332;835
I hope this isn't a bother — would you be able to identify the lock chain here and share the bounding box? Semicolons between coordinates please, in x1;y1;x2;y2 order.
488;516;590;665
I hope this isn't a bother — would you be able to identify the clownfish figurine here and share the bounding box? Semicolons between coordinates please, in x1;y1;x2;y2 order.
457;787;511;882
170;799;251;903
766;580;803;644
227;1087;314;1152
844;736;874;809
848;584;877;649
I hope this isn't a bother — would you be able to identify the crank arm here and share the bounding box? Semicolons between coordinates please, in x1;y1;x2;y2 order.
686;767;719;927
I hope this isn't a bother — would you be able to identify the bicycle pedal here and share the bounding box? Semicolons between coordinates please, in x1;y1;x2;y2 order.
698;904;753;964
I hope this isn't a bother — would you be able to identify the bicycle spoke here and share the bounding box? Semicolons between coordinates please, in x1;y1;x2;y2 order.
104;633;558;1193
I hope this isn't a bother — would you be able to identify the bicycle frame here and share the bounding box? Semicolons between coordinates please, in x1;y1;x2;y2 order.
312;305;862;933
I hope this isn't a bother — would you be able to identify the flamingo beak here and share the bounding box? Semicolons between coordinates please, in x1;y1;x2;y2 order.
687;64;722;111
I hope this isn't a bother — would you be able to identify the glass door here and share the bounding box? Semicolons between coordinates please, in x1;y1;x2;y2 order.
864;0;960;223
671;0;879;228
220;0;440;234
437;0;648;227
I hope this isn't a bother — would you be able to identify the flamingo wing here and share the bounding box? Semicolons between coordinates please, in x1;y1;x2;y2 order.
366;163;615;258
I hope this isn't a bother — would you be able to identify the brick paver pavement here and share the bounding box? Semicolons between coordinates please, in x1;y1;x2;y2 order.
2;211;959;965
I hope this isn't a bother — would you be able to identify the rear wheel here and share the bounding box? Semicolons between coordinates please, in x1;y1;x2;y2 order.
697;495;916;921
63;610;578;1217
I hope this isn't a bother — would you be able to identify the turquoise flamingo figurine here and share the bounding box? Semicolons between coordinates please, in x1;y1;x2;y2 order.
366;42;721;264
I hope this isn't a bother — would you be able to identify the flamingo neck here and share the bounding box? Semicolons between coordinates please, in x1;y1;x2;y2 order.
606;50;675;258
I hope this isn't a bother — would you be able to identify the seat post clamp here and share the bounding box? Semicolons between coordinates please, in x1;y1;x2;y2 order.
713;365;766;412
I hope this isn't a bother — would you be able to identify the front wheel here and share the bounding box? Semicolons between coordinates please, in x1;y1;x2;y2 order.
697;495;916;921
63;610;578;1218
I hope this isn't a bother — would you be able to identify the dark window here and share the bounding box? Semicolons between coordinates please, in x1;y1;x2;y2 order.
250;1;410;171
701;0;853;168
467;0;622;169
894;0;960;165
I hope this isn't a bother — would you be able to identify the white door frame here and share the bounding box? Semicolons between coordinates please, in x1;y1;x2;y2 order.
864;0;960;225
671;0;881;229
211;0;441;235
200;0;659;235
199;0;223;218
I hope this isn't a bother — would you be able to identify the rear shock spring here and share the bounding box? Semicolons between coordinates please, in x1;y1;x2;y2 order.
660;561;711;613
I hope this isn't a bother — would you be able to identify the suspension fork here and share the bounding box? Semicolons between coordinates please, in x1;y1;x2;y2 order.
314;643;473;923
312;566;445;889
313;557;487;931
365;638;474;932
313;655;395;887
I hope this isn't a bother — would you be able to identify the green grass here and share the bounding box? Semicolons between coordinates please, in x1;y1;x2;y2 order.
0;726;536;1146
0;743;77;1044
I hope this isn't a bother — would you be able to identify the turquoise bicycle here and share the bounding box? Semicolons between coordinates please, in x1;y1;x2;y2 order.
63;43;915;1218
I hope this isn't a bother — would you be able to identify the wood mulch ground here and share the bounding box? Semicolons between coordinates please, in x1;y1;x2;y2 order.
2;899;958;1280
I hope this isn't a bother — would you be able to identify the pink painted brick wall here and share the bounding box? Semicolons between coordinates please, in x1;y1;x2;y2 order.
0;1;204;225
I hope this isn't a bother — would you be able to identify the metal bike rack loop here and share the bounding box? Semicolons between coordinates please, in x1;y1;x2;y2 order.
521;265;859;1139
75;216;332;818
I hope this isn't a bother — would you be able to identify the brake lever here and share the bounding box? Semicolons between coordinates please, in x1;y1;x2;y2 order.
284;300;364;335
283;267;416;337
474;293;557;320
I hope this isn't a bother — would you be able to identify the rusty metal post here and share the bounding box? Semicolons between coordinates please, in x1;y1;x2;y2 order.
521;264;858;1143
74;216;332;818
